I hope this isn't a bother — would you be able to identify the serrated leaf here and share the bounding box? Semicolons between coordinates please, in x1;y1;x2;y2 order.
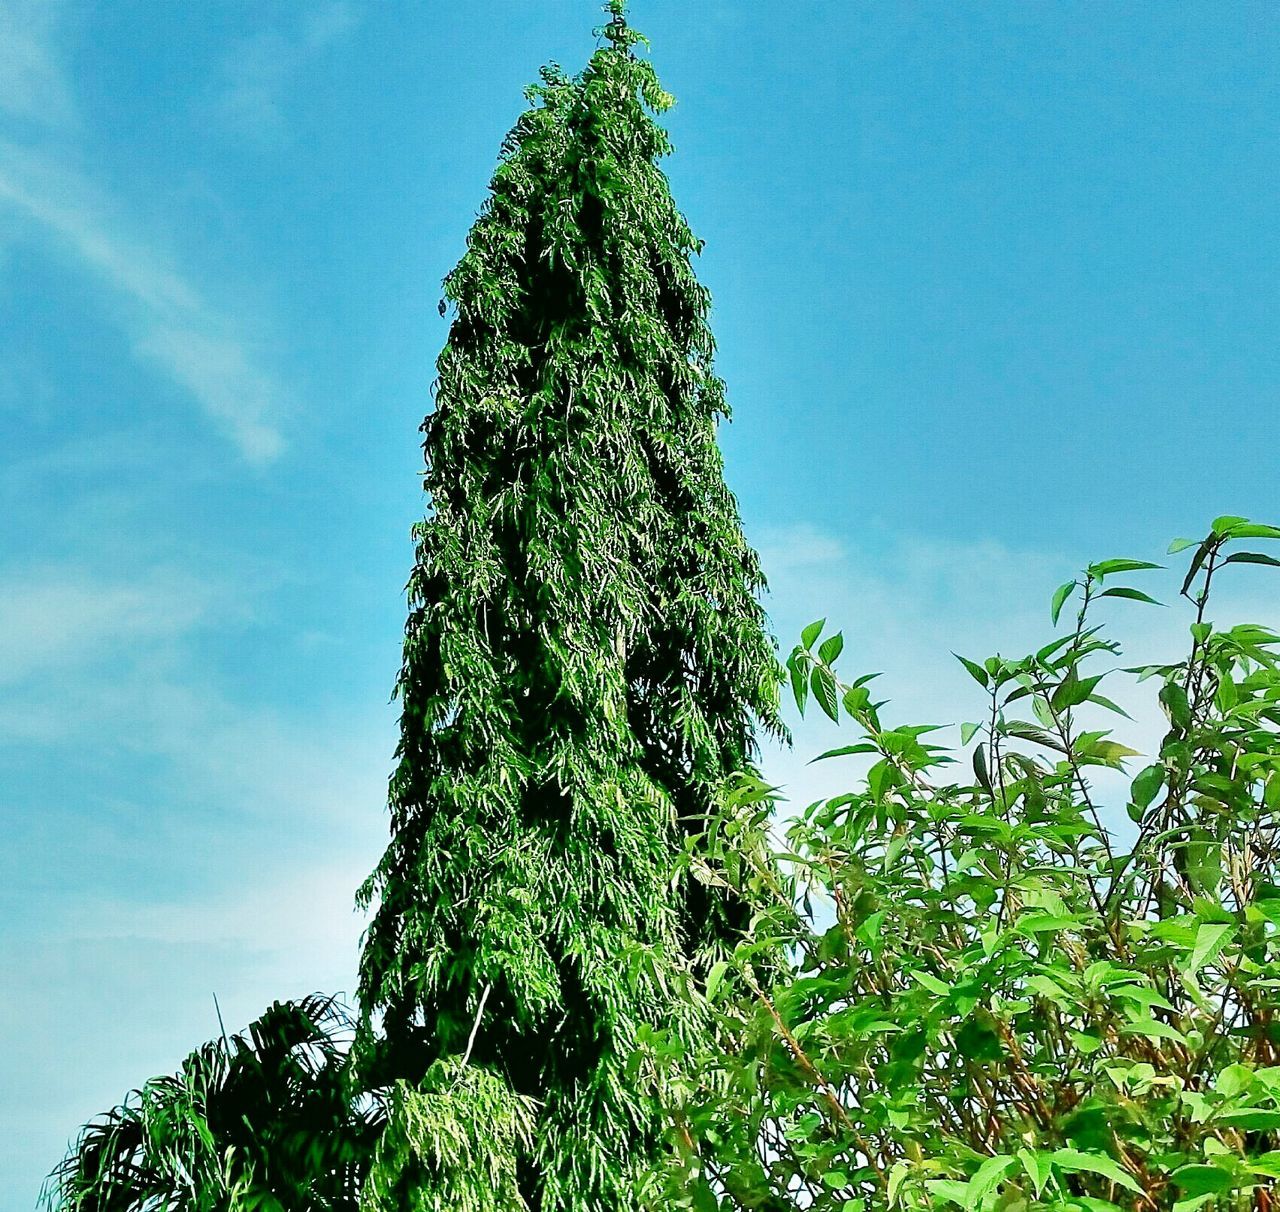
811;666;839;723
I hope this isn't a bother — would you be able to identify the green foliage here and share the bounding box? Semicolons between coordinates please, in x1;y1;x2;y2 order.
354;5;784;1209
43;996;379;1211
641;520;1280;1211
359;1059;535;1212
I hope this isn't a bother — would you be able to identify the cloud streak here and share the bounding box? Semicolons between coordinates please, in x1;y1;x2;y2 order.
0;0;74;126
216;1;358;144
0;10;288;463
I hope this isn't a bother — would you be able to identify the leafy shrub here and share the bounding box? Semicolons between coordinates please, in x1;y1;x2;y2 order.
641;518;1280;1212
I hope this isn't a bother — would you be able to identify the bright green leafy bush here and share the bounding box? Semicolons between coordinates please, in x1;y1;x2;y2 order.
642;518;1280;1212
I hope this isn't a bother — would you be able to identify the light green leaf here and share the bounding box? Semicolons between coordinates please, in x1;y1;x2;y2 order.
963;1155;1018;1210
1050;1148;1142;1194
1184;922;1235;976
1088;558;1162;577
1051;580;1076;625
912;970;951;997
1017;1148;1049;1197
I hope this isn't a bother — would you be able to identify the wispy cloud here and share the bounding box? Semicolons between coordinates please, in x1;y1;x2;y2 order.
217;1;358;143
0;0;74;127
0;564;218;690
0;13;288;462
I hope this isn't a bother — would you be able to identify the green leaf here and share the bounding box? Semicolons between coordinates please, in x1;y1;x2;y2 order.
801;619;826;650
1223;551;1280;568
1184;922;1235;976
1017;1148;1049;1197
789;655;808;716
1217;1109;1280;1129
1098;586;1163;606
1131;763;1165;809
818;632;845;664
912;970;951;997
1050;1148;1142;1194
1016;913;1080;935
1052;672;1104;711
972;743;992;795
811;743;878;762
811;666;839;723
1051;580;1076;625
960;721;981;745
1088;558;1162;578
955;653;989;689
1171;1163;1234;1197
1119;1016;1187;1044
1224;522;1280;540
1168;537;1198;554
1212;515;1249;535
1160;682;1192;730
1181;539;1215;595
963;1155;1018;1210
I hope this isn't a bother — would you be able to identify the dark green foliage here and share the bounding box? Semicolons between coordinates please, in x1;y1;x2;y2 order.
43;995;379;1211
356;5;783;1209
642;520;1280;1211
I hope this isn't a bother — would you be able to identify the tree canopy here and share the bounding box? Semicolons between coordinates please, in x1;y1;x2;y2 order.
354;5;784;1208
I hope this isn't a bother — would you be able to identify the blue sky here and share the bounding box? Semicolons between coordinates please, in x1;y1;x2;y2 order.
2;0;1277;1203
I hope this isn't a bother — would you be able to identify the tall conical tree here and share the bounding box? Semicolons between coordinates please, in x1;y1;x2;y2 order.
356;6;785;1209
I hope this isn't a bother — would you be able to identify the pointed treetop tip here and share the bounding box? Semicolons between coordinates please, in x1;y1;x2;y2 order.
603;0;629;44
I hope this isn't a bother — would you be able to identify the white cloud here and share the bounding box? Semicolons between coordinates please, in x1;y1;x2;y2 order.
0;565;218;688
137;324;285;463
0;0;74;127
0;6;289;464
0;142;288;463
216;1;359;143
